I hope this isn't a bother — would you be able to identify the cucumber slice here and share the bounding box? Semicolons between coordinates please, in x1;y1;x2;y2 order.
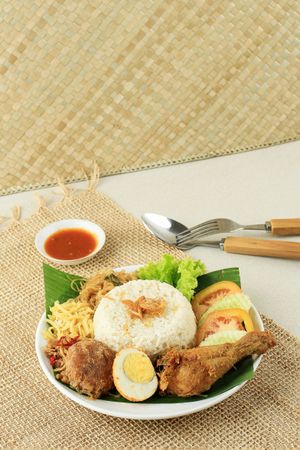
198;293;252;327
200;330;247;346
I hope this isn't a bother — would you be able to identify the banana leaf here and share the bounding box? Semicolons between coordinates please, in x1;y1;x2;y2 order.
42;263;254;403
195;266;241;292
43;264;86;317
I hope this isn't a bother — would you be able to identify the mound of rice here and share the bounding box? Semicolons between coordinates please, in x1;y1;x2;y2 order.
93;280;196;356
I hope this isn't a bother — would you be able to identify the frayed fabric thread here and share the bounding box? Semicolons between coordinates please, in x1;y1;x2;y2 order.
34;193;47;211
1;164;101;231
87;161;101;192
11;205;21;222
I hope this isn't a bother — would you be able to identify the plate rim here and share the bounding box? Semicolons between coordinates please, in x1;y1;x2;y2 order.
35;264;263;420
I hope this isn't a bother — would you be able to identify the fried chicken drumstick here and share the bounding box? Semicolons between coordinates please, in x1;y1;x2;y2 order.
157;331;276;397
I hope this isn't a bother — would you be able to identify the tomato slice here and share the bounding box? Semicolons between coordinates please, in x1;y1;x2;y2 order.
195;308;254;345
192;281;241;320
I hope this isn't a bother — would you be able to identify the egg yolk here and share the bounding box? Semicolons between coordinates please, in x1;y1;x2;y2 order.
123;353;155;383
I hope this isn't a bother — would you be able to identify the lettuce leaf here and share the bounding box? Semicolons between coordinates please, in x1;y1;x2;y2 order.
176;258;206;300
138;254;205;300
139;254;179;285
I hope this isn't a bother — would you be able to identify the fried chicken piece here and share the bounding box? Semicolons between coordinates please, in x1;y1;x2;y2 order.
65;338;115;399
157;331;276;397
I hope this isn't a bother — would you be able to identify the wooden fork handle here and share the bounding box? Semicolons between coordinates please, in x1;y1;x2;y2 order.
269;218;300;236
223;237;300;260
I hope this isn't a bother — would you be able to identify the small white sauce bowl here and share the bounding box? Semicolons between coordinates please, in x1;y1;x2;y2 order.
35;219;106;265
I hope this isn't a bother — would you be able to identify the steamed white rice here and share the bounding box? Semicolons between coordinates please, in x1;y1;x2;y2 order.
93;279;196;356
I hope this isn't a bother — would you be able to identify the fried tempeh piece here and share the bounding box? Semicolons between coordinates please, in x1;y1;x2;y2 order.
157;331;276;397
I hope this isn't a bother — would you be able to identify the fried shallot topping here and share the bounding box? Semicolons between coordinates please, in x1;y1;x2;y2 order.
122;296;166;320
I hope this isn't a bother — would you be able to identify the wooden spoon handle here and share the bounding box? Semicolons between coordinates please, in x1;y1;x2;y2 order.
269;218;300;235
223;237;300;260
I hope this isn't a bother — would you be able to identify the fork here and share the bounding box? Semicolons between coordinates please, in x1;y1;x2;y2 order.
176;218;300;245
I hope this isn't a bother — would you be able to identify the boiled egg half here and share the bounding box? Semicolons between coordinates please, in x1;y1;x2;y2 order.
112;348;158;402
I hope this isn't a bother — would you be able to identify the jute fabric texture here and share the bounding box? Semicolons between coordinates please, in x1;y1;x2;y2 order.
0;0;299;195
0;187;299;449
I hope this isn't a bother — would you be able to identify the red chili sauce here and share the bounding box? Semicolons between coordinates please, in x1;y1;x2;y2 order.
44;228;98;260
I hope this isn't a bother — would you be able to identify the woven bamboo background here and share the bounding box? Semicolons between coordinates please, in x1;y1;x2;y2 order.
0;0;299;195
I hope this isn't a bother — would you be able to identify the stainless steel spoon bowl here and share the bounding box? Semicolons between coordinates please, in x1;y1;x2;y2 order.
141;213;188;246
141;213;219;250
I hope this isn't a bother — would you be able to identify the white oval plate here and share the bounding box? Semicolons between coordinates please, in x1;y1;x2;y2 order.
35;265;264;420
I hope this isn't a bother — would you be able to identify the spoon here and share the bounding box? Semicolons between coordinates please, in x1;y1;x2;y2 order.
141;212;300;259
142;213;222;250
142;213;187;246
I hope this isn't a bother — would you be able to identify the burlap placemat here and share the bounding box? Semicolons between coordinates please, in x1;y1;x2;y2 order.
1;187;299;449
0;0;299;195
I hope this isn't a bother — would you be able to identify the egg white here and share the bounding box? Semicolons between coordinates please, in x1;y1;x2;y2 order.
113;348;158;402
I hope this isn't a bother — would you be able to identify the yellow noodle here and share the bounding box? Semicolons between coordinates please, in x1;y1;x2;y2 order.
44;300;94;340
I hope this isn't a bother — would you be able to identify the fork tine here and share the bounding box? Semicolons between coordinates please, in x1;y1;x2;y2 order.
176;219;218;238
177;223;220;244
177;228;219;244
